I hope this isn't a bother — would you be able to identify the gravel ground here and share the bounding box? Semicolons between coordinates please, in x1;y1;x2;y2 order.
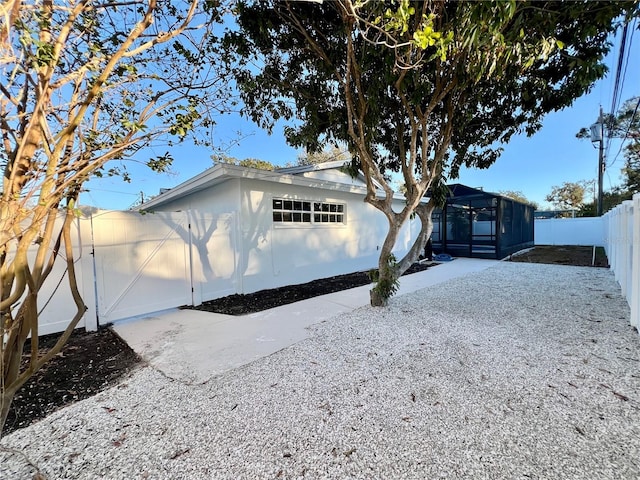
2;262;639;480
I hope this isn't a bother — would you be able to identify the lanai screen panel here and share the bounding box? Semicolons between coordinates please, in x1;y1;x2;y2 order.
497;197;534;258
430;184;533;259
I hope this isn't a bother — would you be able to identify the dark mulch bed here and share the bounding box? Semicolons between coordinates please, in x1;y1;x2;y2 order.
3;329;140;436
185;261;435;315
509;245;609;267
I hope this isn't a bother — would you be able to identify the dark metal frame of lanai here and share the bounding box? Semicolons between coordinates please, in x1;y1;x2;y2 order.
431;184;535;260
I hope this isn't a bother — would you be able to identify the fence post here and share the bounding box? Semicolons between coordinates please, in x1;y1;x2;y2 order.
81;214;98;332
620;201;632;299
626;202;634;301
610;208;619;277
631;194;640;331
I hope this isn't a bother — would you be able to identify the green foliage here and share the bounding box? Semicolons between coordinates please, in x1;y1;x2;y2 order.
213;154;276;170
296;146;351;166
603;97;639;194
429;177;451;209
147;153;175;173
229;1;634;182
376;0;415;35
577;186;633;217
545;182;587;210
238;158;276;170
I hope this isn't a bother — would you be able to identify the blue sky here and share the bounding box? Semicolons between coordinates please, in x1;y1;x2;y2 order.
80;26;638;211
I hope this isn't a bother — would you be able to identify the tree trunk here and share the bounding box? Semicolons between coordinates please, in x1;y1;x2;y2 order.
370;287;389;307
369;217;403;307
369;201;436;307
0;389;16;435
396;202;435;271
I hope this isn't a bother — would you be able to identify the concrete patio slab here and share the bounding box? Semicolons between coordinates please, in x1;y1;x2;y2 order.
113;257;498;383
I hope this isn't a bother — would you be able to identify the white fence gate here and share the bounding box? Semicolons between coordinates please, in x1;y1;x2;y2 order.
92;211;193;325
33;210;241;331
91;210;241;325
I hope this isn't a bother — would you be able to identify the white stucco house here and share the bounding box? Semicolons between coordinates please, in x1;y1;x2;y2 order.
138;160;421;299
34;160;427;334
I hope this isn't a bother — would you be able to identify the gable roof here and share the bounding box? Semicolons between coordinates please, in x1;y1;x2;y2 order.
138;161;404;211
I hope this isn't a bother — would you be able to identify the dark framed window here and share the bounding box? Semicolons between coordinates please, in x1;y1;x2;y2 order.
273;198;345;225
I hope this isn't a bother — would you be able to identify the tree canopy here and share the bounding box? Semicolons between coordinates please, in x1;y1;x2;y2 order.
545;181;588;211
229;0;637;305
213;154;276;170
296;145;351;166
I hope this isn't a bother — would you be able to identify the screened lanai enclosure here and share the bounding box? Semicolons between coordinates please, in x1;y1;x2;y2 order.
430;184;535;259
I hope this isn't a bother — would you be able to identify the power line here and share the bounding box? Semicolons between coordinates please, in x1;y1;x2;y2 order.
605;17;637;169
616;18;636;114
608;96;640;169
609;23;628;119
605;22;629;161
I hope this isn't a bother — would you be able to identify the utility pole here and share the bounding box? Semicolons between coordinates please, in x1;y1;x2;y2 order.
590;107;606;216
597;106;605;216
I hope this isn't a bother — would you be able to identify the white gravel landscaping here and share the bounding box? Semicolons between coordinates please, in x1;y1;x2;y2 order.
2;262;639;479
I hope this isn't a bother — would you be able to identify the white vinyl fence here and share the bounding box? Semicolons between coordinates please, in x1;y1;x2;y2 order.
535;197;640;333
534;216;605;246
603;194;640;331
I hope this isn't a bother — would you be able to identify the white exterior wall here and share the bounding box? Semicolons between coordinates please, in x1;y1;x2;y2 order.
142;175;420;296
535;217;605;246
146;179;241;215
188;211;239;304
237;178;416;294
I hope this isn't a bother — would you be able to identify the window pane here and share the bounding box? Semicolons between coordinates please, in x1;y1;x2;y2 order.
322;214;328;222
314;214;320;222
314;202;321;211
294;201;302;210
329;214;336;222
303;213;311;222
284;200;293;210
330;204;337;212
337;204;344;213
336;215;343;223
273;212;282;222
293;212;302;222
283;212;292;222
322;204;329;212
303;202;311;211
273;199;282;209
